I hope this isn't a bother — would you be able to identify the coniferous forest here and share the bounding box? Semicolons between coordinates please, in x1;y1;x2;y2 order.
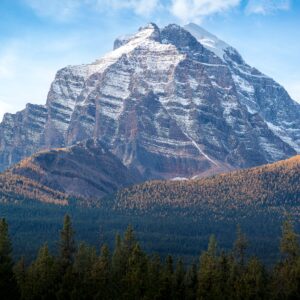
0;215;299;300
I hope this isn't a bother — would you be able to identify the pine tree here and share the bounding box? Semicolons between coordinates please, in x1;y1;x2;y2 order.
0;218;18;300
124;243;148;300
270;218;300;300
280;218;300;262
184;262;198;300
24;243;58;300
234;225;248;267
111;233;125;297
146;254;161;299
123;224;136;261
73;242;97;276
158;255;174;300
57;215;76;300
13;256;26;299
91;244;112;300
197;235;223;300
173;258;185;300
242;257;267;300
59;214;76;271
72;242;97;299
218;251;232;300
166;255;174;276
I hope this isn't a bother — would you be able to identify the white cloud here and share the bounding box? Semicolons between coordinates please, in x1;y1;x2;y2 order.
24;0;160;20
24;0;82;21
99;0;160;16
246;0;291;15
25;0;242;22
169;0;241;23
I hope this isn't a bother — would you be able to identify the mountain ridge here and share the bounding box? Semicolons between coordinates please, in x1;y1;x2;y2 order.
0;22;299;179
0;149;299;218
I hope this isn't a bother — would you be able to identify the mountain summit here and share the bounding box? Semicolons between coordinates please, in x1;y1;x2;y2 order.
0;23;299;179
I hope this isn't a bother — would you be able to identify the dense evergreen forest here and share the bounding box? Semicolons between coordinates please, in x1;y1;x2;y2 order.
0;215;299;300
0;154;299;266
1;201;293;265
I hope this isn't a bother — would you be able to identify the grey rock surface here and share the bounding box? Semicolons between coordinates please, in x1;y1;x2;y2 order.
1;23;299;179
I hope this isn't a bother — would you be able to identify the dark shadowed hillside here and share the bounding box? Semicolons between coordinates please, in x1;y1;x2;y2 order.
0;139;141;205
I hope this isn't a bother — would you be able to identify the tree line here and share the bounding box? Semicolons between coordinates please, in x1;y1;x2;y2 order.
0;215;299;300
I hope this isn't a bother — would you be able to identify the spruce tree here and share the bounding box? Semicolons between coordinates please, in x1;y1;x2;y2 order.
242;257;267;300
197;235;223;300
280;218;300;262
123;224;136;261
173;258;185;300
24;243;58;300
13;256;26;299
91;244;111;300
158;255;174;300
59;214;76;271
146;254;161;299
57;215;76;300
72;242;97;299
73;242;97;276
218;251;231;300
0;218;18;300
234;225;248;267
184;262;197;300
124;243;148;300
111;233;124;297
270;218;300;300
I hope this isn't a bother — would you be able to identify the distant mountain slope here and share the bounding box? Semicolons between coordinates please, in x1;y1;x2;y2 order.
0;23;299;179
1;150;299;214
1;156;299;265
0;139;140;205
115;155;300;216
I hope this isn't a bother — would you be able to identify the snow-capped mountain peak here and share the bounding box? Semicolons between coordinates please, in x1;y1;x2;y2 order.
95;22;161;72
113;22;160;50
1;22;299;179
184;23;230;60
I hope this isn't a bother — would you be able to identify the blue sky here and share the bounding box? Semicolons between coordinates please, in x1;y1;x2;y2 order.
0;0;299;119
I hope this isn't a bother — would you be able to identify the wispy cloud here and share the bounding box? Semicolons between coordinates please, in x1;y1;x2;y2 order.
98;0;160;16
24;0;82;21
24;0;161;20
169;0;241;23
246;0;291;15
25;0;244;23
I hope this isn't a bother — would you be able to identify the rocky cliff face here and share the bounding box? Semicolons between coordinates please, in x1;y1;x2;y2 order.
184;23;300;153
0;23;299;179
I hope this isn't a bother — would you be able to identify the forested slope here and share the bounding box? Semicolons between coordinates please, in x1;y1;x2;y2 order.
0;156;299;264
115;155;300;216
